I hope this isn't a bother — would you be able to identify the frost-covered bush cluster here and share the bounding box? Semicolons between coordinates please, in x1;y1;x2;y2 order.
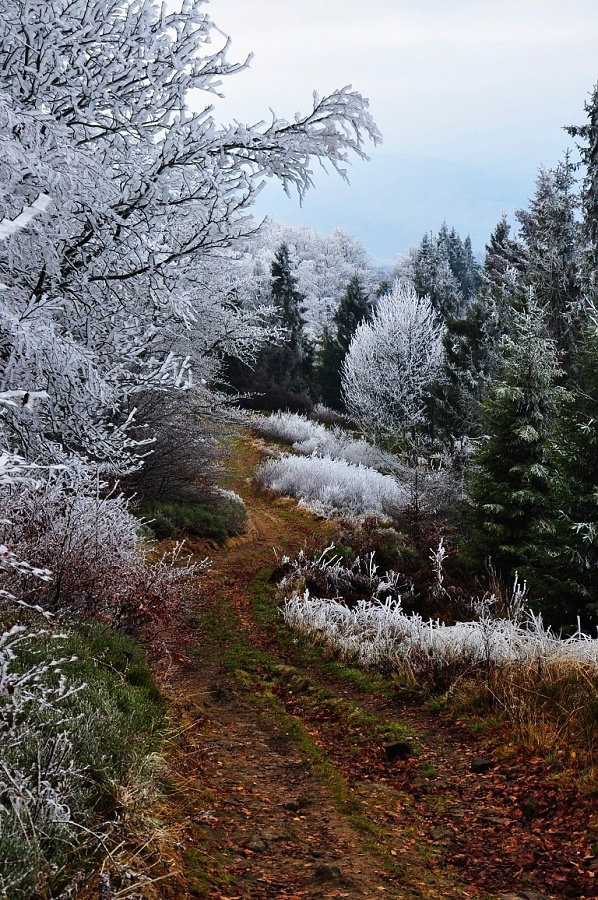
252;411;466;518
257;453;410;518
281;589;598;683
0;475;201;625
251;411;396;471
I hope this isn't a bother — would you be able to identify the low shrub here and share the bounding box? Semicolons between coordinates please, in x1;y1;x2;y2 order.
0;477;201;625
256;453;409;518
251;410;396;471
0;620;165;898
251;411;467;520
280;584;598;688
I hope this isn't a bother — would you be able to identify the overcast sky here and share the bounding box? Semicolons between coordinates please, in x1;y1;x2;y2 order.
207;0;598;263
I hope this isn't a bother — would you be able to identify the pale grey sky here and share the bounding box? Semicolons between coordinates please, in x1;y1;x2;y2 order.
207;0;598;262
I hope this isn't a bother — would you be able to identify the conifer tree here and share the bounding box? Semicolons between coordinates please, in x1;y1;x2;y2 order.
516;160;582;362
223;243;313;410
465;297;562;581
412;224;480;321
315;274;369;409
536;328;598;625
432;219;524;441
566;83;598;296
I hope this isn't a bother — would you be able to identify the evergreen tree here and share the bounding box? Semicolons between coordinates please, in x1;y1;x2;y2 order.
516;160;582;362
536;328;598;626
222;243;313;411
566;83;598;296
465;297;562;582
315;274;370;409
432;299;489;439
270;243;308;353
412;224;480;321
431;219;525;441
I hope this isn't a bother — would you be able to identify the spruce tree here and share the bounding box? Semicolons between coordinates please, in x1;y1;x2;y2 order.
315;274;369;409
516;160;582;363
432;299;489;439
537;329;598;626
465;297;562;582
432;219;524;441
566;83;598;294
221;243;313;411
412;224;480;321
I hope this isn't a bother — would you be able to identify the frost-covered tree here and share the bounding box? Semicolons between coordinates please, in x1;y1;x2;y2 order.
0;0;380;473
516;160;582;361
433;217;527;441
342;280;444;446
243;223;376;339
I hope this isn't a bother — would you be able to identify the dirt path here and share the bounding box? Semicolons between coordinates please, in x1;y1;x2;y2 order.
150;435;597;900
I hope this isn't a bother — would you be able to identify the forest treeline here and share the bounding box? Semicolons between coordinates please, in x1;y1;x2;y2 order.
222;143;598;631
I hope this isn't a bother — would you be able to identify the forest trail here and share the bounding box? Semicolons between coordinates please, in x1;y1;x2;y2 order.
149;433;596;900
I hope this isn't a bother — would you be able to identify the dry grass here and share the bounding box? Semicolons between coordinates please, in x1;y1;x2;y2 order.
448;657;598;791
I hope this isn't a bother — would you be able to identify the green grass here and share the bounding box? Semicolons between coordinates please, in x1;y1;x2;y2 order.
1;620;165;898
134;495;246;543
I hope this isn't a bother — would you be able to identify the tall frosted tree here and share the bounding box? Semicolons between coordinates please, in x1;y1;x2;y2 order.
342;280;444;448
0;0;380;473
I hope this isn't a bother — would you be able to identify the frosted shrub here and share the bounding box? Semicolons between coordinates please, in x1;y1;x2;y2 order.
281;590;598;684
257;453;409;518
251;411;396;471
0;622;167;898
0;476;201;625
213;487;248;535
0;626;84;897
252;412;466;518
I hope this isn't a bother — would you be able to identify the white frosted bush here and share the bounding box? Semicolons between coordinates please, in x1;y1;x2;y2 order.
281;590;598;676
252;411;466;517
257;453;409;518
251;411;396;471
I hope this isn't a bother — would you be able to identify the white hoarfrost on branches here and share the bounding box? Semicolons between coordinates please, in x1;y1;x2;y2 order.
256;452;409;518
0;0;381;471
281;590;598;676
342;280;444;443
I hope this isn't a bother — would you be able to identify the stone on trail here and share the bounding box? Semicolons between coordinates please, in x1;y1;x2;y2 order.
314;863;342;882
470;756;494;773
243;835;268;853
384;740;413;761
